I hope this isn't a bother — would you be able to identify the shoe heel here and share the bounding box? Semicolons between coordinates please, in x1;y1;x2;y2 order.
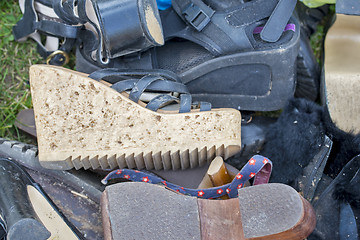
30;65;242;170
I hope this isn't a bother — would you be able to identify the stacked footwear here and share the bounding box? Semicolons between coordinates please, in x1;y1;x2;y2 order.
1;0;333;239
14;0;300;111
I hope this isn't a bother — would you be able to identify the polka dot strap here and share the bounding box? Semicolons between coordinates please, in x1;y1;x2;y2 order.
102;155;272;199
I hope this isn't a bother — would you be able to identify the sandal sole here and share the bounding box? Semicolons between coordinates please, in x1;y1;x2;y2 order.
29;65;241;170
180;23;299;111
322;14;360;133
101;182;316;240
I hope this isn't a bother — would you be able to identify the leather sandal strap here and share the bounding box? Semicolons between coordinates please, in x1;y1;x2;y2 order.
13;0;81;40
129;75;165;102
36;0;52;7
200;102;211;111
52;0;84;25
89;68;189;95
179;94;192;113
35;20;80;38
13;0;80;65
88;68;182;83
89;68;212;113
146;95;179;111
193;101;212;112
111;80;189;94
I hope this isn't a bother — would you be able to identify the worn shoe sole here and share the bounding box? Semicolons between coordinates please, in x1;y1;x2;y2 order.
322;14;360;133
30;65;241;170
101;182;316;240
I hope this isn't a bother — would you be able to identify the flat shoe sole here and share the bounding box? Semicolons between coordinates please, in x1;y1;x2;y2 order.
30;65;242;170
101;182;316;240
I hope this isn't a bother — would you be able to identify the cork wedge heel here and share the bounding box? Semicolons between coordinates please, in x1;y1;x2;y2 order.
29;65;241;170
322;14;360;133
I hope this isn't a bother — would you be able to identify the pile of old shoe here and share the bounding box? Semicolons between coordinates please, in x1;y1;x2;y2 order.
1;0;359;239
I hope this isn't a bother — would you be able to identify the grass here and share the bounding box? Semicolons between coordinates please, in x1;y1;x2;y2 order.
310;5;335;63
0;0;43;144
0;0;76;144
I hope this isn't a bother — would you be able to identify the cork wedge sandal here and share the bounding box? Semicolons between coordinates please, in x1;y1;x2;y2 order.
322;9;360;133
29;65;241;170
101;182;316;240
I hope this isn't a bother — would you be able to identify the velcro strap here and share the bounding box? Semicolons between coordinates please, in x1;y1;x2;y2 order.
260;0;297;42
169;0;289;55
226;0;278;26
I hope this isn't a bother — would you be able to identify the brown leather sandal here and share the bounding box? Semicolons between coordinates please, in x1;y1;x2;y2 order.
101;182;316;240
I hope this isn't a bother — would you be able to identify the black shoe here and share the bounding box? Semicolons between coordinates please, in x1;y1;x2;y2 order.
0;158;85;239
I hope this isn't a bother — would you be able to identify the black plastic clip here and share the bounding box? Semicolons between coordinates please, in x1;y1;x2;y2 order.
182;3;214;31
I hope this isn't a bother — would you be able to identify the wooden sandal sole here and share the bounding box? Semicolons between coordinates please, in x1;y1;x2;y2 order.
101;182;316;240
29;65;242;170
323;14;360;133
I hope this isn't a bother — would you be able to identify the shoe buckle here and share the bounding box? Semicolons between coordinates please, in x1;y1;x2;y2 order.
46;50;70;66
182;3;214;31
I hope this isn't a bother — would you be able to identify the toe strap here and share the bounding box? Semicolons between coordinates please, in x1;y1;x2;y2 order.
89;69;212;113
146;95;179;111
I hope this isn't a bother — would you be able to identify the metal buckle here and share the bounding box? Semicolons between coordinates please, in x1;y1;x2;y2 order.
46;50;70;66
182;3;214;31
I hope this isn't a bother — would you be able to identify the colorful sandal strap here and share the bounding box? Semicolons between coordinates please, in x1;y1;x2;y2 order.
102;155;272;199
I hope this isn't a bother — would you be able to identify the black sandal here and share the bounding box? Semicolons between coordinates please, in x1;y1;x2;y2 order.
0;158;85;239
76;0;300;111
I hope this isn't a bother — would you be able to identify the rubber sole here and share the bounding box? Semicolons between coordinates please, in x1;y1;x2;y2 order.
180;22;300;111
101;182;316;240
322;14;360;133
29;65;241;170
